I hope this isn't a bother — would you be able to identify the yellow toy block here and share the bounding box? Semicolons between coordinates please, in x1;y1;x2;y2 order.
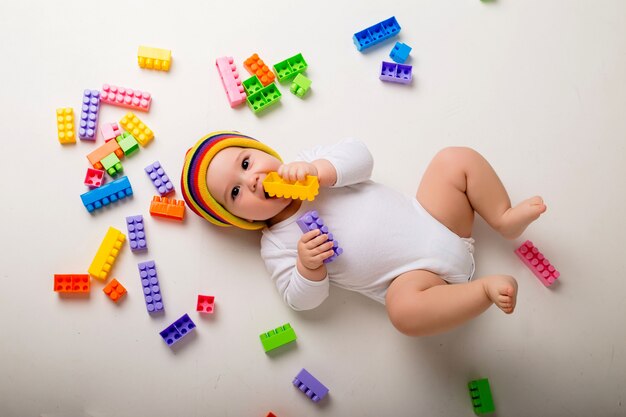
88;227;126;281
56;107;75;144
138;46;172;71
119;112;154;147
262;172;319;201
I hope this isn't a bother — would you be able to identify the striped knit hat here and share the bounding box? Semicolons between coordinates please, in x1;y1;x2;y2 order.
180;131;282;230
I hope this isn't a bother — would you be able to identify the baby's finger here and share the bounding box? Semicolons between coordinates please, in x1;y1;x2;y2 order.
300;228;321;243
306;233;329;249
296;166;308;181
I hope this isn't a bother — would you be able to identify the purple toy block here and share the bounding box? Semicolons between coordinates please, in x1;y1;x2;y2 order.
293;368;329;403
296;210;343;263
145;161;175;196
126;215;147;252
160;313;196;346
138;260;164;313
379;61;412;84
79;89;101;140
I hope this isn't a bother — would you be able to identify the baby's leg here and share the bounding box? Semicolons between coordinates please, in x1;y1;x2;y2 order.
417;147;546;239
386;269;518;337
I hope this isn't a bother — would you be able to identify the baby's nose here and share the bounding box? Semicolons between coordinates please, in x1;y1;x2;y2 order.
248;173;259;191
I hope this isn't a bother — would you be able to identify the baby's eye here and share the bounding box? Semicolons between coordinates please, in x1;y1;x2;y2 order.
231;186;240;200
241;158;249;170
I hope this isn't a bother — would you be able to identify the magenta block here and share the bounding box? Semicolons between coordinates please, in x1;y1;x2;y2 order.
379;61;412;84
515;240;560;287
84;168;105;188
101;84;151;112
196;295;215;314
126;215;147;252
79;90;101;140
145;161;175;196
296;210;343;263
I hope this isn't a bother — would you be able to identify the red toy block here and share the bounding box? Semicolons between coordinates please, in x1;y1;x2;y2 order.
100;122;121;142
196;295;215;313
149;196;185;221
103;278;127;302
84;168;105;188
244;53;276;86
54;274;90;293
266;413;277;417
515;240;560;286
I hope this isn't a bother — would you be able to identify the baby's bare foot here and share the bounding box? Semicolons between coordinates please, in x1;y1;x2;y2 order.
482;275;518;314
498;196;547;239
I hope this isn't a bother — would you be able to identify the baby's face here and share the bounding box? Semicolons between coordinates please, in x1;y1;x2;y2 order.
207;147;291;222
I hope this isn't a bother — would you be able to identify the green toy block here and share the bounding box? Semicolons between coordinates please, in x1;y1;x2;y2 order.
468;378;495;415
100;153;123;176
246;82;281;114
115;132;139;156
273;53;308;82
259;323;297;352
243;75;264;95
290;74;312;98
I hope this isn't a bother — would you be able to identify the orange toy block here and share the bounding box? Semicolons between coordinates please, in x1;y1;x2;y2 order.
103;278;127;302
244;53;276;86
149;196;186;221
87;139;125;170
54;274;90;293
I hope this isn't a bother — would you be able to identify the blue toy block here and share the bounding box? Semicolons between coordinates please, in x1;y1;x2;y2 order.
160;313;196;346
145;161;175;196
138;260;164;313
126;215;147;252
389;42;412;63
296;210;343;263
80;176;133;213
353;17;401;52
293;368;329;403
78;89;101;140
379;61;413;84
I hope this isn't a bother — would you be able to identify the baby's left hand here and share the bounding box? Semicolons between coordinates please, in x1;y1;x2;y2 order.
277;161;318;183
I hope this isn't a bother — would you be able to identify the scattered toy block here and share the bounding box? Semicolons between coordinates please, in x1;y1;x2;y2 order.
160;313;196;346
79;90;101;141
468;378;495;415
56;107;76;144
260;323;297;352
137;46;171;71
244;53;276;86
242;76;282;113
88;227;126;281
145;161;174;196
80;176;133;213
103;278;127;302
86;139;125;170
297;210;343;263
290;74;312;98
100;153;123;176
149;196;185;221
353;16;401;51
100;122;121;142
84;168;105;188
379;61;412;84
262;172;319;201
138;260;164;313
119;112;154;146
515;240;560;286
196;295;215;313
115;132;139;156
54;274;90;293
215;56;247;108
266;413;277;417
389;41;412;63
126;215;147;252
273;53;308;82
101;84;151;112
293;368;329;403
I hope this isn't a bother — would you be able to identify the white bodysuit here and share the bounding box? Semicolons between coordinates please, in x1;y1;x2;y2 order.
260;139;476;311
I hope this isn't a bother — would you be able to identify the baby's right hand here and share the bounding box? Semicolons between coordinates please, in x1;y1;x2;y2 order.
298;229;336;270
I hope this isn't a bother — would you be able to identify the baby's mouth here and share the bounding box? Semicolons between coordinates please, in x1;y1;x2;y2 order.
264;191;271;199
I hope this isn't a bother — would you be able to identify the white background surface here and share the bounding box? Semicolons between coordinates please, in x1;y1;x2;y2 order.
1;0;625;416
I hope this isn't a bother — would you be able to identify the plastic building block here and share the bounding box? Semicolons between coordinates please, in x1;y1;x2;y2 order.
100;153;123;176
273;53;308;82
389;41;412;63
84;168;105;188
515;240;560;286
266;413;277;417
242;76;282;113
119;112;154;147
244;53;276;86
86;139;125;170
293;368;329;403
100;122;121;142
215;56;247;108
80;176;133;213
138;260;164;313
137;46;171;71
260;323;297;352
126;215;147;252
115;132;139;156
79;90;101;141
263;172;319;201
149;196;185;221
56;107;75;144
297;210;343;263
54;274;90;293
468;378;495;415
88;227;126;281
160;314;196;346
145;161;174;196
103;278;127;302
101;84;151;112
353;16;401;51
379;61;413;84
290;74;312;98
196;295;215;313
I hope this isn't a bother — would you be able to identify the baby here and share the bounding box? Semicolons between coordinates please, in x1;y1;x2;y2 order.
181;131;546;336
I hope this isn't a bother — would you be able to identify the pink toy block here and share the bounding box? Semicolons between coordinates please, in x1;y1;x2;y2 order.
100;84;152;112
84;168;105;188
196;295;215;313
215;56;247;108
515;240;560;286
100;122;121;142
